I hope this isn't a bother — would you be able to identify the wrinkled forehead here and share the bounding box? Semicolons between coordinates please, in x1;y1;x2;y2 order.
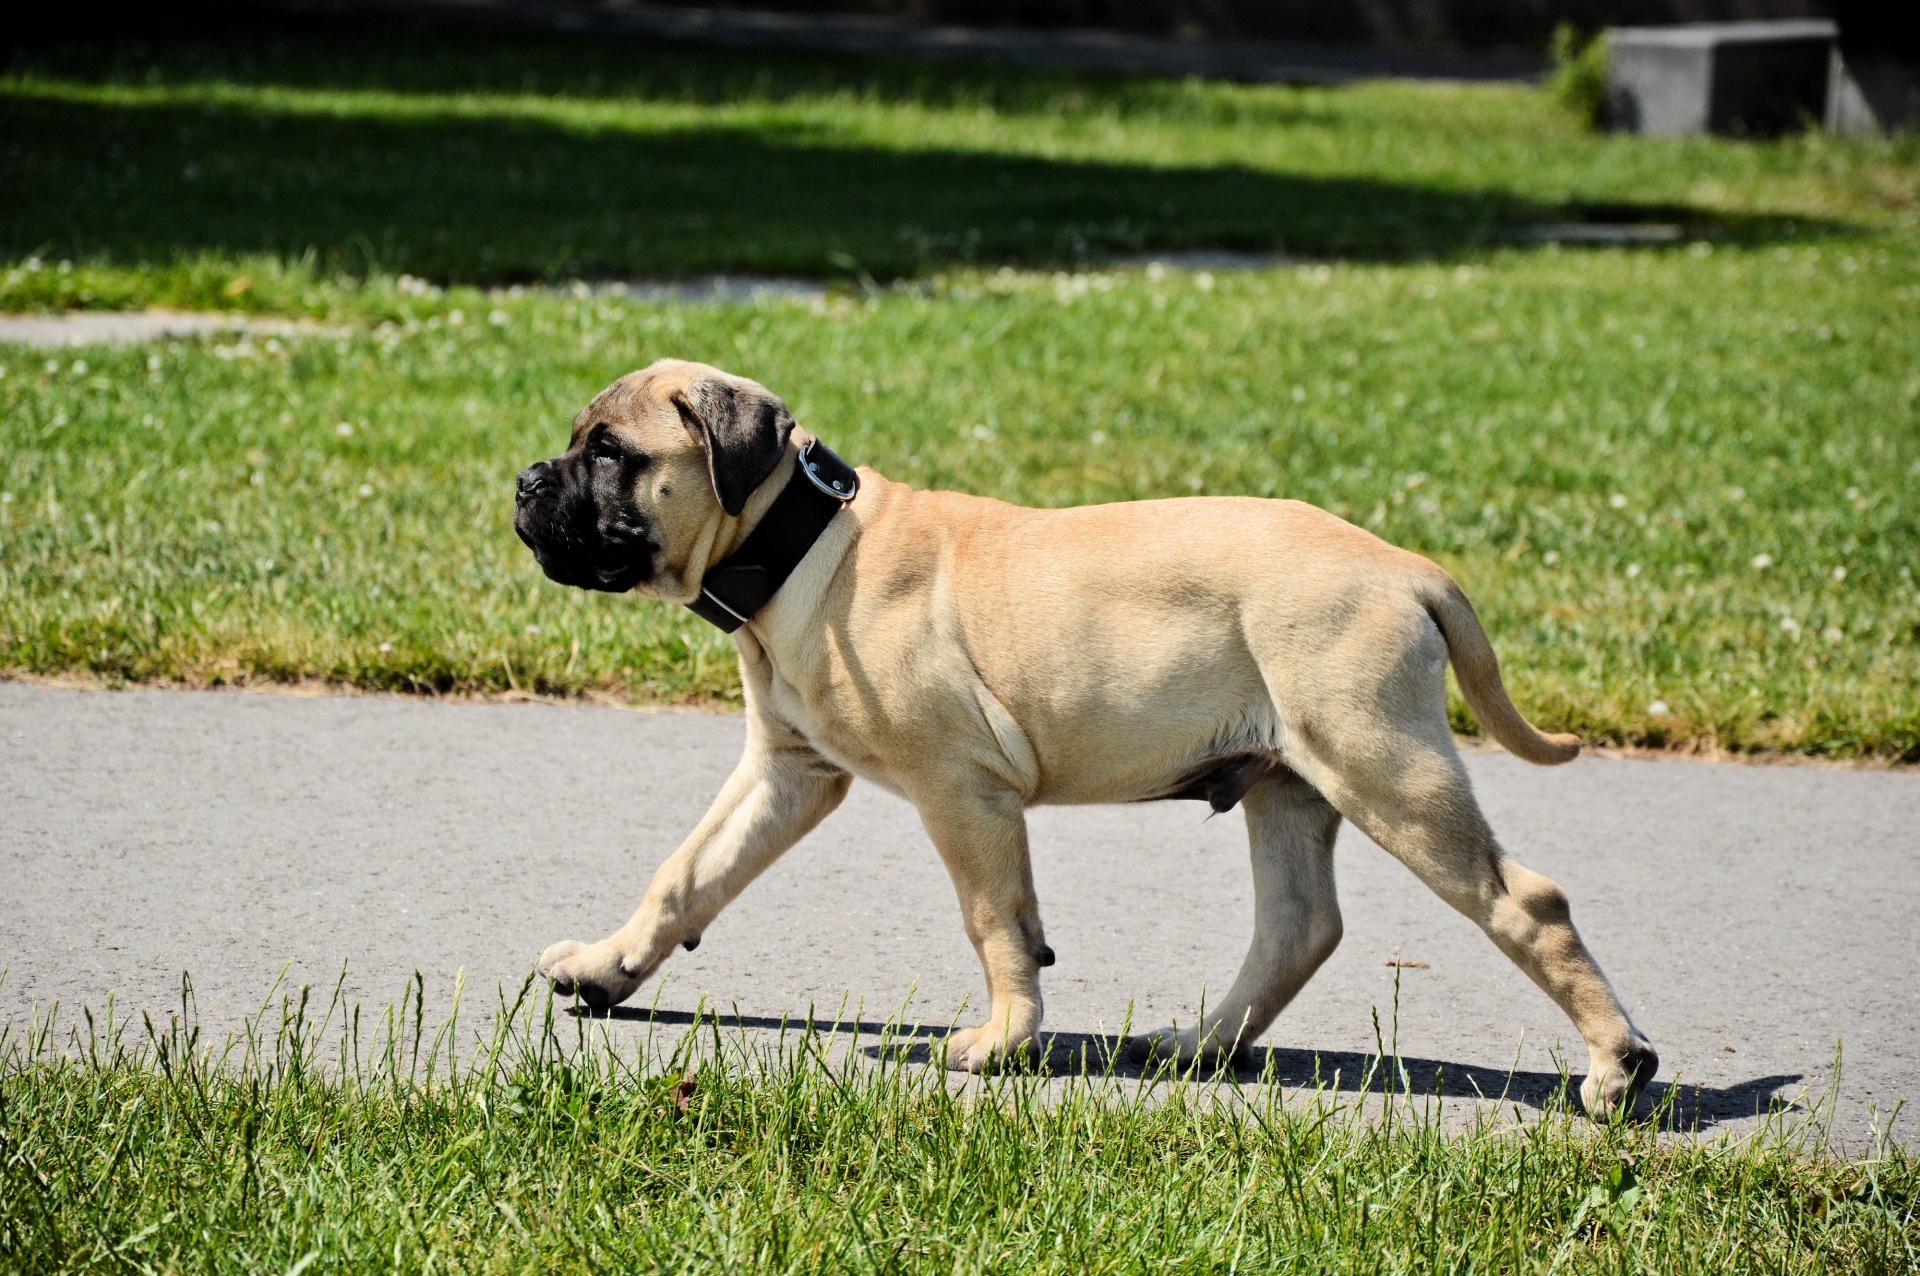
568;374;667;448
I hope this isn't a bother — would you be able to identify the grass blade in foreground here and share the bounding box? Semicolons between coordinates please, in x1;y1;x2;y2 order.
1;979;1914;1273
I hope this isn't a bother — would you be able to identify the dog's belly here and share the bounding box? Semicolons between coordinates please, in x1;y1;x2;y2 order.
1144;750;1288;812
1005;644;1286;808
1031;742;1290;809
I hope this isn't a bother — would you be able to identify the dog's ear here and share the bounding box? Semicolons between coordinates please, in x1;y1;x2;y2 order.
671;375;795;517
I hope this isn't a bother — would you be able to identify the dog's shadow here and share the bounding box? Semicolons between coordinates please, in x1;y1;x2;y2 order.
572;1005;1802;1131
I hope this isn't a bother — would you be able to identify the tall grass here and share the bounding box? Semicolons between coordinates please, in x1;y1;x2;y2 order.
2;975;1914;1273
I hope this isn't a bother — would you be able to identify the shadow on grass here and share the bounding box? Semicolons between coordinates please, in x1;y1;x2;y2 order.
3;15;1838;283
577;1004;1804;1131
12;6;1339;118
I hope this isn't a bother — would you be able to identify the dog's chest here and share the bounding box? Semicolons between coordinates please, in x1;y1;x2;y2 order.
759;657;909;795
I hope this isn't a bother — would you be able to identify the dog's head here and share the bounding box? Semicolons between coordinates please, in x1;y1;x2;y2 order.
513;359;795;599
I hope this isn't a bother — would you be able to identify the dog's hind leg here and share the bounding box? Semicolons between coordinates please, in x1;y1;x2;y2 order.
913;782;1050;1072
1286;688;1656;1117
538;714;851;1011
1128;769;1343;1068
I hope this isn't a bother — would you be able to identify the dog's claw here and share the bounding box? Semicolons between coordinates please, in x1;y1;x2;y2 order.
1124;1026;1247;1070
537;938;643;1012
1582;1038;1660;1120
943;1020;1041;1072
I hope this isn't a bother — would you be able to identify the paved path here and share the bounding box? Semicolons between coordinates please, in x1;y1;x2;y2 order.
2;683;1915;1148
0;312;345;350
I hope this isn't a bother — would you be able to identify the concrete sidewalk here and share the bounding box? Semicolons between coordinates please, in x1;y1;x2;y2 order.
2;682;1914;1148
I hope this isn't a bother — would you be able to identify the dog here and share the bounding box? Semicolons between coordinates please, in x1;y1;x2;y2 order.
514;358;1658;1117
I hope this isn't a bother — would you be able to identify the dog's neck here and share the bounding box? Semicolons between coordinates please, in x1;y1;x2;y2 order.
701;442;803;568
683;437;859;633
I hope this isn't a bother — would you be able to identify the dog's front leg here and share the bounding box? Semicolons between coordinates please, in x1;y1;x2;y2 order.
537;731;850;1010
916;784;1050;1072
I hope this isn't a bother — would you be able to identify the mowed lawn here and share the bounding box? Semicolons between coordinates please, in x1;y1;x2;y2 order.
2;17;1918;757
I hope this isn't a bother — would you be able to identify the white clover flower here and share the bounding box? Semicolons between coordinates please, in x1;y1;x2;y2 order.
1543;551;1560;566
1823;626;1844;645
1626;563;1641;577
1779;616;1800;636
378;642;393;653
489;309;509;326
358;484;374;497
525;626;540;637
1609;493;1628;509
336;422;354;438
1831;566;1847;582
1750;553;1773;570
1648;700;1670;716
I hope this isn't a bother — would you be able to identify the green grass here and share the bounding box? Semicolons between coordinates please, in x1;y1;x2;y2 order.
2;17;1918;757
3;980;1914;1273
1;19;1909;303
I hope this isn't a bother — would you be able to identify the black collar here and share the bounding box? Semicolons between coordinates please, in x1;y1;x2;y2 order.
684;440;859;633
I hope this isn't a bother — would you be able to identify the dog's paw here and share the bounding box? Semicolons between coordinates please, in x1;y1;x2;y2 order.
1581;1036;1660;1120
1124;1026;1247;1071
537;938;644;1012
942;1022;1039;1073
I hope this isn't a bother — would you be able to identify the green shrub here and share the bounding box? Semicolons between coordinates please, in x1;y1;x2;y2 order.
1549;22;1610;129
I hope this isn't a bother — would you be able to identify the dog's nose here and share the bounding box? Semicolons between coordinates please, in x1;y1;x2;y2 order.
516;463;553;500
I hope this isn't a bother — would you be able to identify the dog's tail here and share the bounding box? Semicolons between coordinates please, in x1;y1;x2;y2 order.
1422;575;1580;766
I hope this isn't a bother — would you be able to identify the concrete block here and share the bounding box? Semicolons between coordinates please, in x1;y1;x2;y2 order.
1828;52;1920;135
1606;20;1837;137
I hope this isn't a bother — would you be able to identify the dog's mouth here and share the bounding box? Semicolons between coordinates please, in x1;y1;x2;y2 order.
519;525;655;594
514;477;655;594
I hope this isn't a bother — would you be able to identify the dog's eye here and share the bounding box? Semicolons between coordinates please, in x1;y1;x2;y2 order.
590;440;622;465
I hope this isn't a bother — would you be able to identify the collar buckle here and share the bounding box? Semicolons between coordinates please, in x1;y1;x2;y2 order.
798;439;859;503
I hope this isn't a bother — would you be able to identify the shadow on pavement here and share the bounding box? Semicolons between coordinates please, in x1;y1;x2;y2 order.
576;1005;1805;1131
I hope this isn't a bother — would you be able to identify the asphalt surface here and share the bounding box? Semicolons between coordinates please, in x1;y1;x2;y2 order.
3;682;1915;1148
